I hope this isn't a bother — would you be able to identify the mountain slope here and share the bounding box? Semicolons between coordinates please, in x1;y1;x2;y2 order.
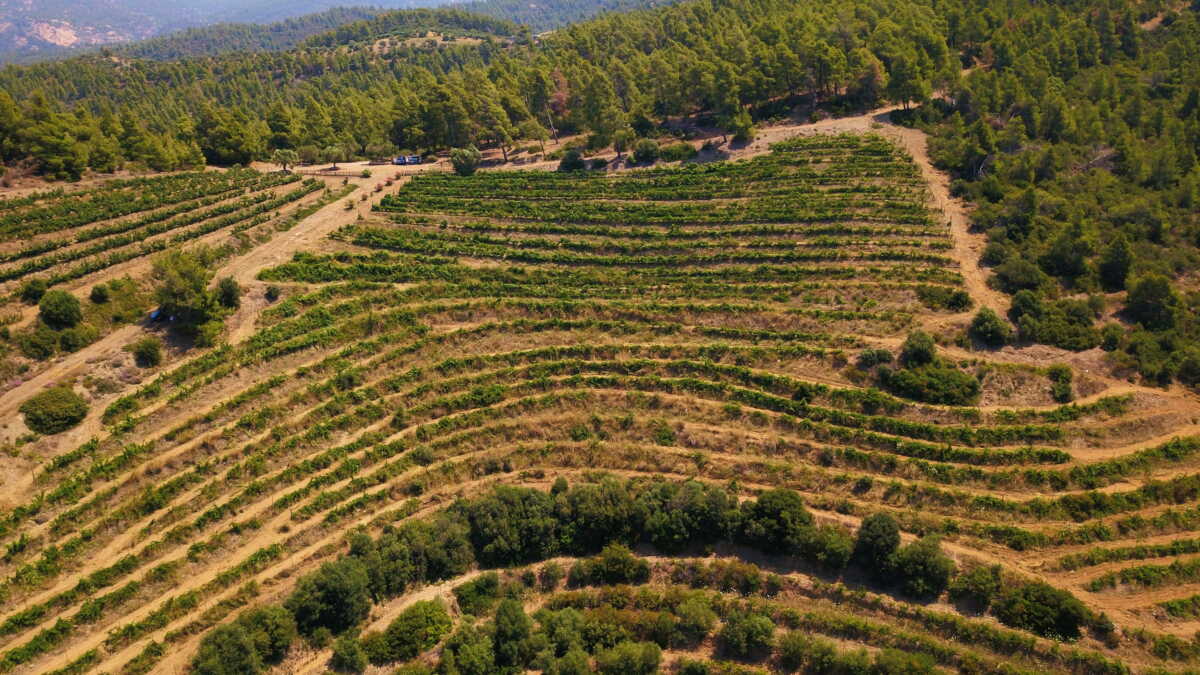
114;7;387;61
0;0;667;63
0;0;431;63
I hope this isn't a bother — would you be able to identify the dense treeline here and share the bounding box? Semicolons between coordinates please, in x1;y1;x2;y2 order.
0;0;946;178
920;0;1200;383
188;478;1103;674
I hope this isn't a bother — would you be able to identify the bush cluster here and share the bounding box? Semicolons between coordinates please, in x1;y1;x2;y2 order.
191;478;1093;673
19;386;88;435
875;331;981;405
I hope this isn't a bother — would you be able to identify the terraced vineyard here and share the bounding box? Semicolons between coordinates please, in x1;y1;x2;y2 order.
0;170;322;295
4;134;1200;675
0;168;339;417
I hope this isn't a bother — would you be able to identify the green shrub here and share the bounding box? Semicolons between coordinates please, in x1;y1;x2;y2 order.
994;258;1048;293
18;278;47;304
89;284;110;303
453;572;500;616
856;349;893;368
659;142;698;162
1100;323;1123;351
948;565;1002;611
265;285;281;302
450;146;483;176
195;320;225;348
217;277;241;309
1047;364;1073;403
374;600;452;663
1126;274;1178;331
737;488;813;554
548;648;591;675
330;634;368;673
595;640;661;674
39;290;82;329
853;512;900;579
558;148;586;172
916;285;972;311
1014;295;1100;351
569;544;650;586
672;598;717;645
717;612;774;660
891;535;954;600
192;623;264;675
778;632;841;672
238;605;297;665
980;241;1010;266
130;336;164;367
284;558;372;635
797;524;854;571
899;331;936;366
632;139;660;164
539;561;565;591
881;364;980;405
190;605;296;674
440;622;496;673
969;308;1011;347
20;386;88;435
58;324;99;352
16;326;57;360
360;631;389;665
152;247;217;327
494;598;533;668
992;580;1088;640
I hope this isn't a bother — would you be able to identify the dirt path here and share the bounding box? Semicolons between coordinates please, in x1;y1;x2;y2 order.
219;167;394;286
0;324;140;445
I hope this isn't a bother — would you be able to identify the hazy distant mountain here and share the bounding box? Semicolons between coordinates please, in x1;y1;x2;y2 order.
0;0;666;63
0;0;430;62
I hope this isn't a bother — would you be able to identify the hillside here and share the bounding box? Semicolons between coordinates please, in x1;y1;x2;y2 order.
0;0;667;64
0;1;433;63
0;0;1199;673
113;7;387;62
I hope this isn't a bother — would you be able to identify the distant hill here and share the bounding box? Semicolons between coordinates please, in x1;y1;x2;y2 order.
459;0;674;33
0;0;667;63
0;1;429;63
114;7;387;61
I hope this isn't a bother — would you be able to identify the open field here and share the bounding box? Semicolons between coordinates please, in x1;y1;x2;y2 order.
2;125;1200;675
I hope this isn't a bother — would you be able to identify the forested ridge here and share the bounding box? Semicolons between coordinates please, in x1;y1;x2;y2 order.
113;7;387;62
0;0;946;176
919;0;1200;383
